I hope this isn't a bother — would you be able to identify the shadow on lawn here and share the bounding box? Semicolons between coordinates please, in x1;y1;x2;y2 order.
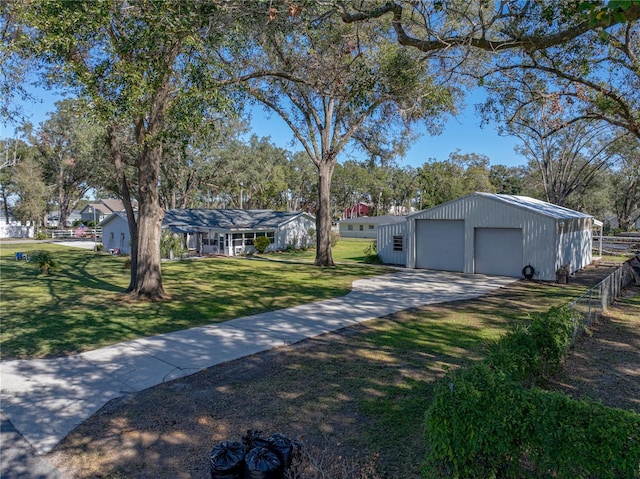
48;309;492;479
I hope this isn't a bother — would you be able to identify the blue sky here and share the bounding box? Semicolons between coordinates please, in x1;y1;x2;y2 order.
1;85;526;169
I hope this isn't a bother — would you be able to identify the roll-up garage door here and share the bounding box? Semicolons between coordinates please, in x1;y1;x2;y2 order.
474;228;523;277
415;219;464;271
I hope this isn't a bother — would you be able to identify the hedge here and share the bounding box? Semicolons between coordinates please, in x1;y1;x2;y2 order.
424;307;640;478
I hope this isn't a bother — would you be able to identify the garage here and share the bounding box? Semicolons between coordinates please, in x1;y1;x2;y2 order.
400;193;602;281
474;228;523;277
415;219;464;271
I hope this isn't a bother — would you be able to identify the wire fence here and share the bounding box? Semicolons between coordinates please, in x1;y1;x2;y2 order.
567;262;636;344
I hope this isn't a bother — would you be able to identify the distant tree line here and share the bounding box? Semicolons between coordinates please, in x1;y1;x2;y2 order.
2;97;638;231
2;1;638;299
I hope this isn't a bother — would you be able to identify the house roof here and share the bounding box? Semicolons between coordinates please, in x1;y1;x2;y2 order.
100;199;128;213
81;199;137;215
98;211;129;227
80;203;108;215
340;215;406;225
163;209;314;233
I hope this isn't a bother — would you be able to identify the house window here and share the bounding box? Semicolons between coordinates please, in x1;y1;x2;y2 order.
348;225;353;231
368;225;374;230
252;231;275;244
232;233;243;247
359;225;364;231
393;236;403;252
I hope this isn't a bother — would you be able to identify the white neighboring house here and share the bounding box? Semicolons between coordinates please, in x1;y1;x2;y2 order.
99;212;132;254
163;209;316;256
377;192;603;281
46;210;82;227
0;210;33;238
339;215;406;239
80;199;137;224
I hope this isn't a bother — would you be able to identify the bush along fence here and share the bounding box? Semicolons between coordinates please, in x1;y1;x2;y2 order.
424;263;640;479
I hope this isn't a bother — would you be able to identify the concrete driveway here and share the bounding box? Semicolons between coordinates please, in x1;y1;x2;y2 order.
0;269;516;459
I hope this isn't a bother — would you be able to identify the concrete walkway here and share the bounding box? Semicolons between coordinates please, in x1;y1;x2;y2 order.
0;270;516;460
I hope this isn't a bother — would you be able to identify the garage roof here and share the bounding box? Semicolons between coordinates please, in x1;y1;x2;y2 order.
477;193;593;220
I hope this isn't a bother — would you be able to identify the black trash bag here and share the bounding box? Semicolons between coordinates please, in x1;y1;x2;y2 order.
244;446;283;479
242;429;269;452
267;433;294;469
209;441;245;479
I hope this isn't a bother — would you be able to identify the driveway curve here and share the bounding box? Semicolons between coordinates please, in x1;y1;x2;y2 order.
1;269;516;458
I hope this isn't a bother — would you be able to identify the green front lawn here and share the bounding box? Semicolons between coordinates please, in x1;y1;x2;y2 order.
260;237;375;263
0;242;385;359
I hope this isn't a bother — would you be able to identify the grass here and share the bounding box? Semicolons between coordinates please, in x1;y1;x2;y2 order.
49;274;614;478
0;242;386;359
260;237;375;263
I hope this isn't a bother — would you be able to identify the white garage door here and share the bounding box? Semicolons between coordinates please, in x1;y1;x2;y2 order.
474;228;523;277
415;219;464;271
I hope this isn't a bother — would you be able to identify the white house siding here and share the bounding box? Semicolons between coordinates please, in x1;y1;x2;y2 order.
101;215;132;254
405;194;593;281
277;214;316;250
0;225;34;238
377;222;407;265
339;221;377;239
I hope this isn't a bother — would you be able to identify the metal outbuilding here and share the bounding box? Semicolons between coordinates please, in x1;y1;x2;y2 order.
377;193;603;281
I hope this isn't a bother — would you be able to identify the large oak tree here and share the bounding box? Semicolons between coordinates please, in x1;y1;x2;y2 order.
6;0;233;299
225;4;452;265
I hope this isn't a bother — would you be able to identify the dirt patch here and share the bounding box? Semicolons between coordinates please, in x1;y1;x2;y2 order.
47;265;638;478
545;283;640;413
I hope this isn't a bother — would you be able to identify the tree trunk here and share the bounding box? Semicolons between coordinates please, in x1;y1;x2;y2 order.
315;160;335;267
2;185;10;224
133;143;166;300
108;125;139;292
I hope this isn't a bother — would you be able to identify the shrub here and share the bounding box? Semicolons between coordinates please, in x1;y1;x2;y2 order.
160;231;185;259
254;235;271;253
486;306;577;383
29;251;60;275
94;243;104;252
425;364;528;478
34;231;47;240
526;389;640;479
363;241;382;264
425;364;640;479
330;231;340;247
486;323;540;383
425;305;638;478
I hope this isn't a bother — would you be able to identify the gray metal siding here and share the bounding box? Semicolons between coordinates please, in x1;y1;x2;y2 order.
415;219;465;271
377;222;407;265
474;228;523;277
407;194;567;280
556;218;593;274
